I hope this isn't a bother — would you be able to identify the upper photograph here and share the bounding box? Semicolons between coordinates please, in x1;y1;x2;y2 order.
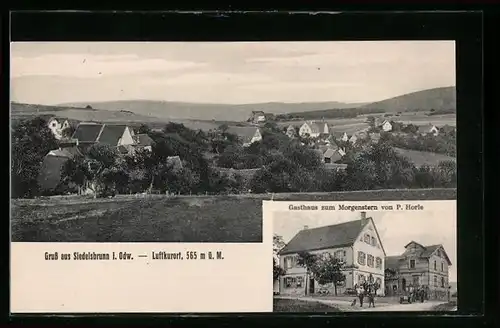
10;41;456;242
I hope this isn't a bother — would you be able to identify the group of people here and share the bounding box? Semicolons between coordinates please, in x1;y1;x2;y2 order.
353;282;378;308
407;285;427;303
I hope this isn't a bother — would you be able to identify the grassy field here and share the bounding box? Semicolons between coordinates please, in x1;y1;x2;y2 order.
273;298;340;312
11;189;456;242
394;148;456;167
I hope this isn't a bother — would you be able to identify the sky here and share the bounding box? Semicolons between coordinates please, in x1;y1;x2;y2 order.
10;41;456;105
273;202;457;282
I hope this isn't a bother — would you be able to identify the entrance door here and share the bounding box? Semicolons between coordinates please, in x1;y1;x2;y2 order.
402;278;407;291
309;278;315;294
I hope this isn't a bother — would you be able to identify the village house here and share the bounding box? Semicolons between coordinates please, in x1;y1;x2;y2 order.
38;147;83;191
419;124;440;136
384;241;452;300
71;123;136;152
133;133;154;152
299;121;329;138
227;127;262;147
322;148;343;164
379;120;393;132
278;212;386;296
285;125;297;138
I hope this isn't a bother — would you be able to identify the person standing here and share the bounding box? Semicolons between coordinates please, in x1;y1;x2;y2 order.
368;284;376;308
357;284;365;307
420;288;425;303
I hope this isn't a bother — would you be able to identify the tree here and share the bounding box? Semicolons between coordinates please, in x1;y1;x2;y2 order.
11;117;59;198
311;253;346;296
273;234;287;281
137;123;151;135
367;116;376;128
296;251;319;294
64;144;119;197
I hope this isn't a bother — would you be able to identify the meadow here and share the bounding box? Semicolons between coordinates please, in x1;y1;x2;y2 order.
11;188;456;242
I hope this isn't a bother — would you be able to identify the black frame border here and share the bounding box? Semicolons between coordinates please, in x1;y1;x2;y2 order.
4;10;487;327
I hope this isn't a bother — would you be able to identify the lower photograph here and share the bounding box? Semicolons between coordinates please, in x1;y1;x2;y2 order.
270;200;457;312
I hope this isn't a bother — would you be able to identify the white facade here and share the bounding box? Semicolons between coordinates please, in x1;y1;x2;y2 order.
118;126;136;146
299;122;321;138
279;217;386;296
382;121;393;132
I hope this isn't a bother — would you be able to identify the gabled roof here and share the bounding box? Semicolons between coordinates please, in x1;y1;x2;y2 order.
385;255;403;271
402;241;452;265
419;124;438;132
72;123;104;143
97;125;128;146
227;127;259;144
133;133;154;147
325;149;343;163
279;218;370;255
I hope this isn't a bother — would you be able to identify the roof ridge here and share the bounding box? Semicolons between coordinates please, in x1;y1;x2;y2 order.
299;218;367;232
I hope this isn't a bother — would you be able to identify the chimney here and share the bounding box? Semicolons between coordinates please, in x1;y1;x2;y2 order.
303;225;309;230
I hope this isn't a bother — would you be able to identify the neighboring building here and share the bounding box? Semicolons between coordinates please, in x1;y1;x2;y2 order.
419;124;440;136
278;212;386;296
71;123;136;149
38;147;82;191
380;120;393;132
227;127;262;147
384;241;452;300
323;148;343;164
299;121;329;138
249;111;266;124
349;134;358;144
133;133;154;152
286;125;297;138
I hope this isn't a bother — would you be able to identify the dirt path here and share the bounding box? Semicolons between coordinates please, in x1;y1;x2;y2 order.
275;296;447;312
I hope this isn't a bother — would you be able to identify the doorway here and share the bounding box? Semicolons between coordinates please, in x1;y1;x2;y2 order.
402;278;407;291
309;278;315;294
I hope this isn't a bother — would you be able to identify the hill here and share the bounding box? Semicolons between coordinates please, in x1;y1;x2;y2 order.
10;102;167;125
59;100;367;122
362;86;456;112
10;102;235;131
278;87;456;120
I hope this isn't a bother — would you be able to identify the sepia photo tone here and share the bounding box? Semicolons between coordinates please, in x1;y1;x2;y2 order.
271;201;457;312
10;41;456;243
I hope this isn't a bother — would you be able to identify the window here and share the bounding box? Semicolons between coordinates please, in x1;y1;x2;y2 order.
413;275;420;286
371;236;377;246
441;277;445;288
285;256;296;269
434;260;437;271
357;251;366;265
441;262;444;272
285;277;293;288
376;257;382;269
367;255;374;267
409;259;416;269
364;234;371;243
433;275;438;287
297;276;304;288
